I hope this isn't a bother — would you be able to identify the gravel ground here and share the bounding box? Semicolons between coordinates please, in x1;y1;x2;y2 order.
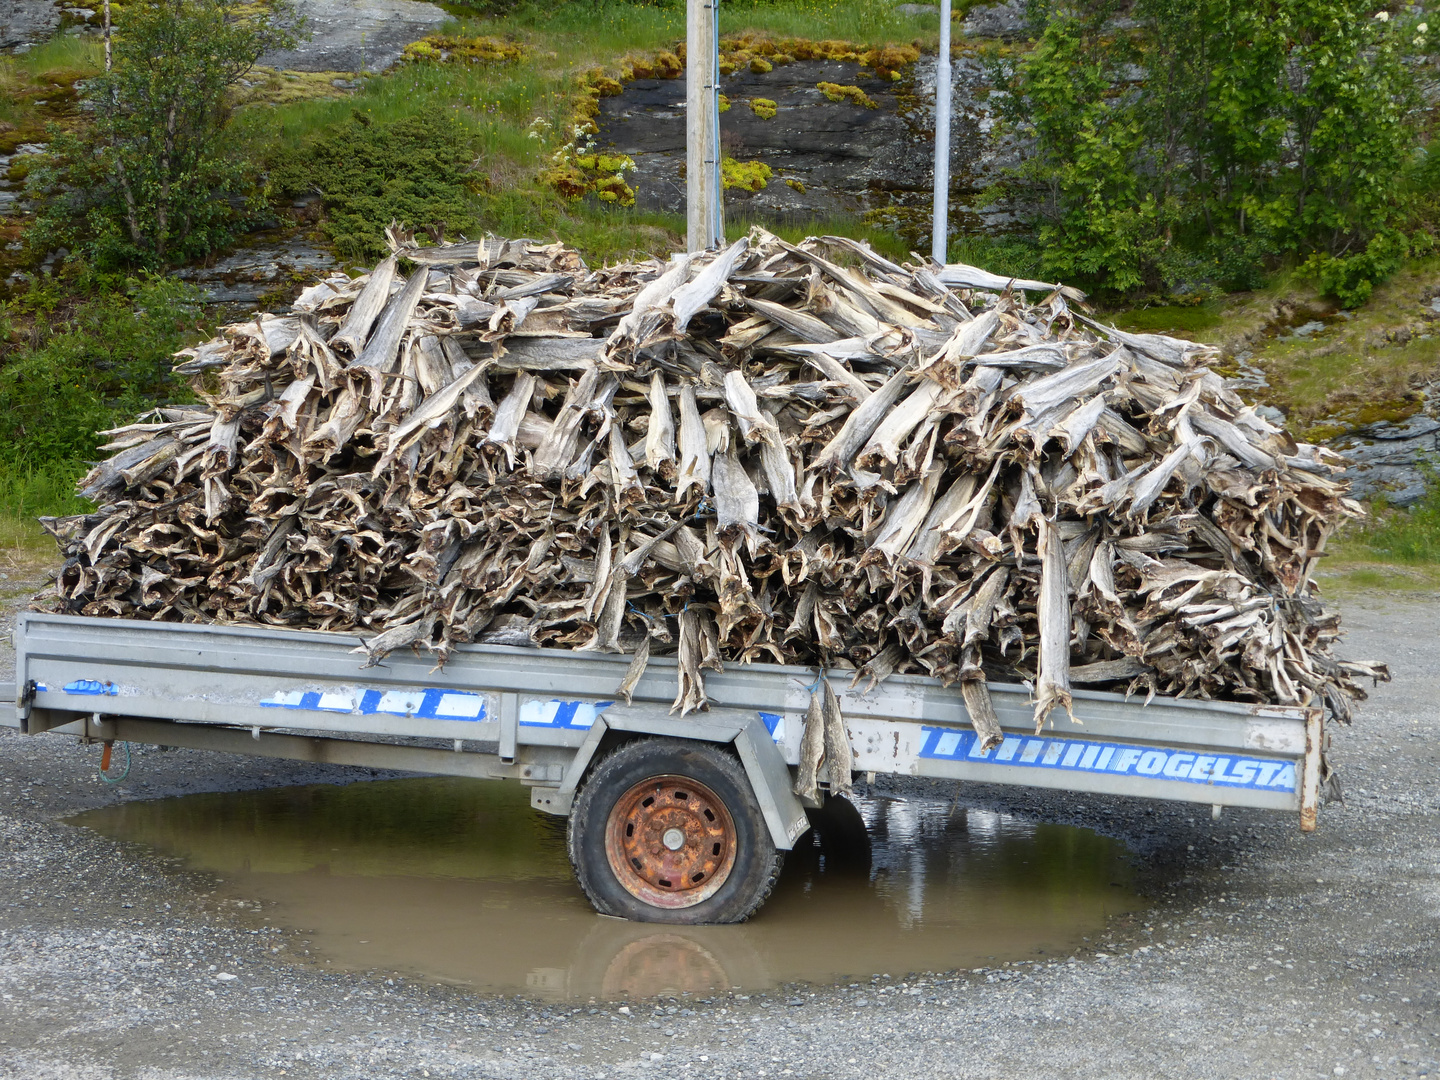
0;591;1436;1080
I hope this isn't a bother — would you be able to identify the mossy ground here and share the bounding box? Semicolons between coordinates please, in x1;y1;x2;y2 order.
0;38;103;155
1103;259;1440;441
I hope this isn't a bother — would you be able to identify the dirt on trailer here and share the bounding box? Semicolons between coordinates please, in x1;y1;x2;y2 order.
0;581;1436;1079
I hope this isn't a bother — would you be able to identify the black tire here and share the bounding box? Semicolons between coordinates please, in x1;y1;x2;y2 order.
567;737;783;924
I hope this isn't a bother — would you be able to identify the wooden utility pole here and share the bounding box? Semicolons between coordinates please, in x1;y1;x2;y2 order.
686;0;723;252
931;0;952;264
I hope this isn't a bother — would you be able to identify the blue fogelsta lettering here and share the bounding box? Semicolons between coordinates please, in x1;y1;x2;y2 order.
916;726;1295;793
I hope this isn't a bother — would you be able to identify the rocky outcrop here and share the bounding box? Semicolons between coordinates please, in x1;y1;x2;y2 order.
595;53;1012;248
0;0;61;50
1330;404;1440;507
258;0;448;73
960;0;1028;40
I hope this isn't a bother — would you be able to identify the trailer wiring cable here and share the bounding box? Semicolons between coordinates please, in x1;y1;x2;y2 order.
98;739;131;784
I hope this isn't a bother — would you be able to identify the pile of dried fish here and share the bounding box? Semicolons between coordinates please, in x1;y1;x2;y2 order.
38;228;1388;752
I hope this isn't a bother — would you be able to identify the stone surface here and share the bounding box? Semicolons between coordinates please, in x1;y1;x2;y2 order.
0;147;43;219
172;237;339;313
960;0;1028;39
1330;402;1440;506
259;0;449;73
0;0;61;49
596;54;1011;248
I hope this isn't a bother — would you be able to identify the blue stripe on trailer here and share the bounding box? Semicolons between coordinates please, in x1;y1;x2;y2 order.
518;700;615;729
62;679;118;696
918;726;1296;793
260;686;487;722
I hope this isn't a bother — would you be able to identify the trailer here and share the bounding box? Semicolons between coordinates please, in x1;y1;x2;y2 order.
4;611;1323;923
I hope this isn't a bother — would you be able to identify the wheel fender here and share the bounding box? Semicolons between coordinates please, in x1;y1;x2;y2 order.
548;710;809;851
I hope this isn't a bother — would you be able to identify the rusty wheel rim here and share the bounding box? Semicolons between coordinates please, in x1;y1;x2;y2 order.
604;774;737;909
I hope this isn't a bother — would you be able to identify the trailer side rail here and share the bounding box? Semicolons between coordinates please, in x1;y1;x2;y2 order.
10;612;1321;830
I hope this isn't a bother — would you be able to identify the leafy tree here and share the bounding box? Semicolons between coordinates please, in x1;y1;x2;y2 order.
27;0;302;268
993;0;1426;297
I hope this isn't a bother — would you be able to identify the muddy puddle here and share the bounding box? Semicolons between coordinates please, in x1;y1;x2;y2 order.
73;778;1141;1000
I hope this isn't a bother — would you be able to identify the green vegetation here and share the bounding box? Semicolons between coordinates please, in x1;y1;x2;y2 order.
268;113;486;260
1111;305;1223;335
721;157;772;192
725;215;911;264
27;0;302;268
0;38;103;155
1326;469;1440;588
1352;487;1440;564
0;278;204;515
5;0;1438;545
222;0;928;264
994;0;1432;300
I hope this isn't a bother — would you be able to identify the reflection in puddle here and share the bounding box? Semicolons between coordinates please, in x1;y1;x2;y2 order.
73;777;1141;1000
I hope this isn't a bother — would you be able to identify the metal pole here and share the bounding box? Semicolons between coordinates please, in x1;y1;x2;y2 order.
931;0;952;265
710;0;724;248
686;0;723;252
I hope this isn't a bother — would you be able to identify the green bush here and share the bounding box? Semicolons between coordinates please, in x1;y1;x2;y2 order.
268;113;483;261
26;0;302;269
1305;229;1411;308
994;0;1426;297
0;278;203;514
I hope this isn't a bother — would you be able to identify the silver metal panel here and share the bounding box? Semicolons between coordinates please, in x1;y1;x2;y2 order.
598;706;745;744
734;717;810;849
13;613;1316;824
80;716;575;782
912;754;1299;811
15;613;1309;753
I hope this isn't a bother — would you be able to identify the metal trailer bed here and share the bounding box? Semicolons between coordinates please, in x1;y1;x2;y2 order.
4;611;1323;922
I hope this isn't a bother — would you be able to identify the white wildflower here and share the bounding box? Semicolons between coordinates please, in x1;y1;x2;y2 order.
1374;9;1389;20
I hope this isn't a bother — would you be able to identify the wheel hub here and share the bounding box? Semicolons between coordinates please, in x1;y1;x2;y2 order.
604;774;737;909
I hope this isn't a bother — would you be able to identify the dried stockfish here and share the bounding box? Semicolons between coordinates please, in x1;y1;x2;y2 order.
794;686;826;802
821;679;853;797
42;226;1385;745
331;256;397;357
615;635;651;705
1033;517;1076;731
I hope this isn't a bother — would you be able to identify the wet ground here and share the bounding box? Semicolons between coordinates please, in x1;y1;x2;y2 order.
0;592;1438;1079
71;780;1139;1000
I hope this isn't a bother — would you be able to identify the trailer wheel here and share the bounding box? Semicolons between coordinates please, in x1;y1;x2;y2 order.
567;737;783;924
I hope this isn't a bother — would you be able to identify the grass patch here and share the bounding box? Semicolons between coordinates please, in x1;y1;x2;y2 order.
726;216;912;264
1312;477;1440;593
1229;257;1440;435
1341;477;1440;565
477;185;684;263
0;277;204;517
0;463;90;519
1312;557;1440;596
1109;304;1223;335
947;233;1044;280
234;0;924;266
232;68;355;108
0;36;103;153
0;509;60;584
